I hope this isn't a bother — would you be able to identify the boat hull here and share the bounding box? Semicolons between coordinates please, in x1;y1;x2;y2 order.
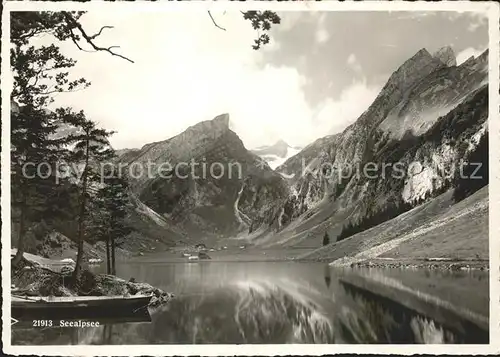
12;295;152;321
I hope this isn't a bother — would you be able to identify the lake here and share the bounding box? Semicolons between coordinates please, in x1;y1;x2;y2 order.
11;259;489;344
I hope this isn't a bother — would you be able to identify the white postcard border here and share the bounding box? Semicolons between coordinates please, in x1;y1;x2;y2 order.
2;0;499;355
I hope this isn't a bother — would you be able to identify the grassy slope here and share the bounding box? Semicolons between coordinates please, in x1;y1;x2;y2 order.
298;186;488;265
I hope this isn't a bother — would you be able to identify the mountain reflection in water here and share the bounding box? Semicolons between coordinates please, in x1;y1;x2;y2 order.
11;261;488;345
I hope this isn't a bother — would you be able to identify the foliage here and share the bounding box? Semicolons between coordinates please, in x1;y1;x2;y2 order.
10;12;90;266
10;10;280;275
340;86;489;243
61;112;115;282
453;133;488;202
336;180;452;243
242;11;281;50
424;86;488;145
89;166;133;274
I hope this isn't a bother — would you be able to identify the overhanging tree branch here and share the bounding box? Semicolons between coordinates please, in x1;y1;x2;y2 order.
88;26;114;40
210;10;281;50
62;12;134;63
208;11;226;31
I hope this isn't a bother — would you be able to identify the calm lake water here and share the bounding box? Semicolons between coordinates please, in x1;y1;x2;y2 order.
12;260;489;345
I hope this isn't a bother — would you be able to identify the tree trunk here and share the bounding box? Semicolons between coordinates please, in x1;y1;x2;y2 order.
72;183;87;285
111;235;116;275
12;199;26;267
71;140;90;286
106;239;111;274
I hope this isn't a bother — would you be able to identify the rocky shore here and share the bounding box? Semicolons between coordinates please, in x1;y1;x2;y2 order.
11;255;173;308
350;258;489;271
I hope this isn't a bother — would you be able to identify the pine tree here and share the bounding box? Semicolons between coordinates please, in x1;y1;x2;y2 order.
10;11;132;272
10;13;89;267
323;231;330;246
9;10;280;272
11;106;69;266
61;111;115;284
90;166;133;275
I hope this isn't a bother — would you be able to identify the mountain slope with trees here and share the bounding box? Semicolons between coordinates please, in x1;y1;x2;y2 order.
245;47;489;254
9;10;281;288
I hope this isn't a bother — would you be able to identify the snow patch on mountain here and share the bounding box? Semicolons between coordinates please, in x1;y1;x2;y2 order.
252;140;302;170
260;148;302;170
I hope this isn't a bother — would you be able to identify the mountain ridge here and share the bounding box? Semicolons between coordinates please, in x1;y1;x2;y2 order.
120;114;289;240
251;139;303;170
244;46;488;247
108;46;488;251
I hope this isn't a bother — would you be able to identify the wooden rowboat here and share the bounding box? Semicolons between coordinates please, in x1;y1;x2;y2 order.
12;294;153;320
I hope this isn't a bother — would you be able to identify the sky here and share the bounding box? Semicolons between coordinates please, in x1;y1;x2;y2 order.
43;10;488;150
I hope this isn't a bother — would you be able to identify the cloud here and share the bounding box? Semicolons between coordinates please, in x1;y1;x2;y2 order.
277;12;309;32
32;10;485;152
315;28;330;44
228;77;381;148
466;13;488;32
347;53;363;74
456;47;485;65
315;80;381;135
47;11;374;150
468;22;482;32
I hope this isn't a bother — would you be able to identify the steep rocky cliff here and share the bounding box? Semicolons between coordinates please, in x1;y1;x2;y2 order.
254;47;488;247
123;114;289;239
116;46;488;248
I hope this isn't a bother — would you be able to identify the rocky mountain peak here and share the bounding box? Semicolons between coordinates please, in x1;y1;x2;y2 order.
461;56;476;67
358;47;444;129
252;140;288;158
399;48;439;71
265;140;290;157
275;139;288;147
478;48;488;63
212;113;230;128
406;48;433;64
460;49;488;69
433;46;457;67
381;48;442;95
414;47;432;58
192;113;230;136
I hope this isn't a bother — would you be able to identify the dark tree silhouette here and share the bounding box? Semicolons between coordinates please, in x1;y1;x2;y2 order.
322;231;330;246
10;10;280;271
453;133;488;202
61;112;115;284
89;166;132;275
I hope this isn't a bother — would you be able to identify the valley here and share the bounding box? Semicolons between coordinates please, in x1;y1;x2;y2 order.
13;45;489;270
8;9;492;346
112;46;489;270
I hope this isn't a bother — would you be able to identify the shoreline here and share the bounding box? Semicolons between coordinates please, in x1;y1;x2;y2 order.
124;249;490;272
343;258;489;271
11;254;174;308
290;254;489;271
